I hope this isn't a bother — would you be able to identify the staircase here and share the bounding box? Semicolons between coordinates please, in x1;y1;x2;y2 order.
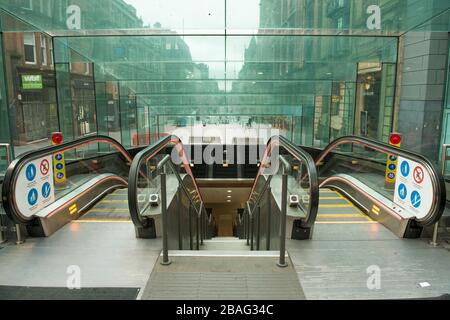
201;237;248;251
140;237;306;300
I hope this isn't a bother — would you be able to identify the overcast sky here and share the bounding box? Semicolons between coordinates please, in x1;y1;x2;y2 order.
124;0;260;85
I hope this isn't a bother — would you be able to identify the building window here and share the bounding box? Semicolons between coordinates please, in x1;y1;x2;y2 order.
19;0;32;10
40;35;47;66
50;45;54;66
24;33;36;64
84;63;90;75
337;17;343;30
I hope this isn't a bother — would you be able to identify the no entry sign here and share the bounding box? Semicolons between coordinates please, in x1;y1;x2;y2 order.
413;166;424;184
40;159;50;176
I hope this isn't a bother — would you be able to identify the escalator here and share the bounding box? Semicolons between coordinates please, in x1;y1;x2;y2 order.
127;134;319;250
2;132;445;243
233;135;446;245
1;136;134;237
313;136;446;238
1;134;233;242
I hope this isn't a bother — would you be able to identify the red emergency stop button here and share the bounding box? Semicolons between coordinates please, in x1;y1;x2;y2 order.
390;134;401;146
52;132;63;145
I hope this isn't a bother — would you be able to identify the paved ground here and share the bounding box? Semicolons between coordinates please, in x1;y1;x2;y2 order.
0;221;161;290
1;187;450;300
287;224;450;300
141;251;304;300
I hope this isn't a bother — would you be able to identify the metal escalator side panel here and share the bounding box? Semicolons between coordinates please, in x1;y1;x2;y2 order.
1;135;132;225
246;135;319;229
128;135;204;229
320;174;421;238
29;174;128;237
315;136;446;227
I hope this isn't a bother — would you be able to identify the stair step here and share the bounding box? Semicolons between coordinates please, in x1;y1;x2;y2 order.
162;250;285;257
208;237;240;241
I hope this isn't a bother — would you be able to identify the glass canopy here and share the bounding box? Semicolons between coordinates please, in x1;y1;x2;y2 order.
0;0;448;34
0;0;448;152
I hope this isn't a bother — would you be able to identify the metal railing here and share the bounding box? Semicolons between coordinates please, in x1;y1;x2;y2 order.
242;136;319;267
315;136;446;227
128;135;210;265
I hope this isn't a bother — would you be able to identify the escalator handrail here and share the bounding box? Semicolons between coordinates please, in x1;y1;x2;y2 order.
2;135;133;224
247;135;319;229
166;159;203;216
316;135;446;226
128;135;203;228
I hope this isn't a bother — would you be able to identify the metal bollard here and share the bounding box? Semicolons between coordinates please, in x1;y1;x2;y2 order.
430;222;439;247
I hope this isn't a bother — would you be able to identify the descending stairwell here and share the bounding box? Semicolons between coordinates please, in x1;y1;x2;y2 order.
140;237;305;300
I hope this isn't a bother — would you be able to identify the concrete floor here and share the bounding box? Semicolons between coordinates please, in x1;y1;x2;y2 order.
287;223;450;300
1;191;450;300
0;221;161;290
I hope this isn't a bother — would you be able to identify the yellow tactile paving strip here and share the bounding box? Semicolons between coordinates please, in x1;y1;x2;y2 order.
316;189;376;224
75;189;132;222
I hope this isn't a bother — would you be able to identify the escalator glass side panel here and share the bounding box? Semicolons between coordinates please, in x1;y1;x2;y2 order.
128;135;203;229
247;136;319;229
316;136;446;227
2;135;132;225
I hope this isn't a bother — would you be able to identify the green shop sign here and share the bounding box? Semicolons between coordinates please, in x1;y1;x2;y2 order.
21;75;43;90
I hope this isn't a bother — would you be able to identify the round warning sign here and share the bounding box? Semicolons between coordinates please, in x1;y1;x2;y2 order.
400;161;410;177
410;191;422;209
25;164;37;182
40;159;50;176
413;166;424;184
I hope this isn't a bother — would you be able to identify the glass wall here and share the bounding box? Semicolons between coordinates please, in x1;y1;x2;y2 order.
441;36;450;175
0;0;448;154
51;34;397;147
0;32;12;175
2;32;59;156
0;0;448;34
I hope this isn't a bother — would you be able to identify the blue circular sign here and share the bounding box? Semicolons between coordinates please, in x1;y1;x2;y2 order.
388;164;396;170
400;161;410;177
25;164;37;182
27;188;38;206
56;163;64;170
389;155;397;161
56;172;65;180
55;154;63;161
42;182;51;199
411;191;421;209
398;183;407;200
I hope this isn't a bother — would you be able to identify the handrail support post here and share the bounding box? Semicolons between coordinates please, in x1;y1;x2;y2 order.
278;173;288;268
160;173;171;266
